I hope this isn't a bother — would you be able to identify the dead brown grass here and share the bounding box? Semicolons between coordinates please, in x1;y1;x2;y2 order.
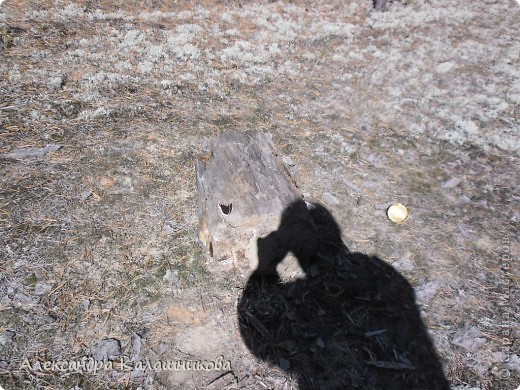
1;0;519;389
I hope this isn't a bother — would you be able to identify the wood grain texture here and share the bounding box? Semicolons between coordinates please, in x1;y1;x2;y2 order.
196;131;302;264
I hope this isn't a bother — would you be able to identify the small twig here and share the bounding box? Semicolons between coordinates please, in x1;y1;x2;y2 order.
48;282;67;296
199;288;206;313
364;360;416;370
206;370;237;387
244;310;273;342
365;329;387;337
254;375;269;389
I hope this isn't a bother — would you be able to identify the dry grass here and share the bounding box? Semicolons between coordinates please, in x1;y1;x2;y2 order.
1;0;519;389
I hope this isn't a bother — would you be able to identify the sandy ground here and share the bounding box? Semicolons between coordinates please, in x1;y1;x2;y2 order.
0;0;519;389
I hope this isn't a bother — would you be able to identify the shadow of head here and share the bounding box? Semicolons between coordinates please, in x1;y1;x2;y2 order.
238;201;450;389
255;200;344;276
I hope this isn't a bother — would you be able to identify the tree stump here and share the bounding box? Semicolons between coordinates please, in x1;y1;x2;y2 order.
374;0;387;11
196;131;303;271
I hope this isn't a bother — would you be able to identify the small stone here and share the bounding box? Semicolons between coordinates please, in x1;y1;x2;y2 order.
435;61;456;74
14;292;34;305
33;282;52;296
91;338;121;362
442;177;461;188
478;199;492;209
0;331;15;347
5;245;14;256
476;237;493;251
37;316;55;325
505;354;520;374
49;75;64;89
81;299;90;310
393;259;414;272
163;269;179;285
80;189;92;201
415;281;439;303
356;195;368;207
322;192;340;206
278;358;291;370
452;324;486;353
364;181;379;190
131;333;144;360
365;153;385;168
282;156;295;167
342;178;360;192
130;369;146;379
162;223;177;235
459;195;471;204
457;224;472;238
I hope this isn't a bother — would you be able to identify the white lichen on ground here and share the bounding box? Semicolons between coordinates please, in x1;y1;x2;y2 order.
0;0;518;389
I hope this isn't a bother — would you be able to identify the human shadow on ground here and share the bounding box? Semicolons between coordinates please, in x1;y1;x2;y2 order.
237;200;450;390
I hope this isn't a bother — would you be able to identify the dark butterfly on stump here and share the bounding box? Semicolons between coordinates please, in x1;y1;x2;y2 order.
219;203;233;216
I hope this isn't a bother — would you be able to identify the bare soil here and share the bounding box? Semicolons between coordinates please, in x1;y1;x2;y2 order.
0;1;519;389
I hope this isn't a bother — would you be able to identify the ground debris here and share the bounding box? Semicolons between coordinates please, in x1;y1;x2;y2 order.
0;0;518;389
91;339;122;362
452;324;487;353
364;360;416;370
0;144;62;162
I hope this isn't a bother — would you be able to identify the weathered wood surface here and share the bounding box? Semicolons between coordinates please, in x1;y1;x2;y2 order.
196;131;303;267
374;0;387;11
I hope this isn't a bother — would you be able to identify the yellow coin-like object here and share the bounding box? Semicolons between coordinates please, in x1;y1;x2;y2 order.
387;203;408;224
